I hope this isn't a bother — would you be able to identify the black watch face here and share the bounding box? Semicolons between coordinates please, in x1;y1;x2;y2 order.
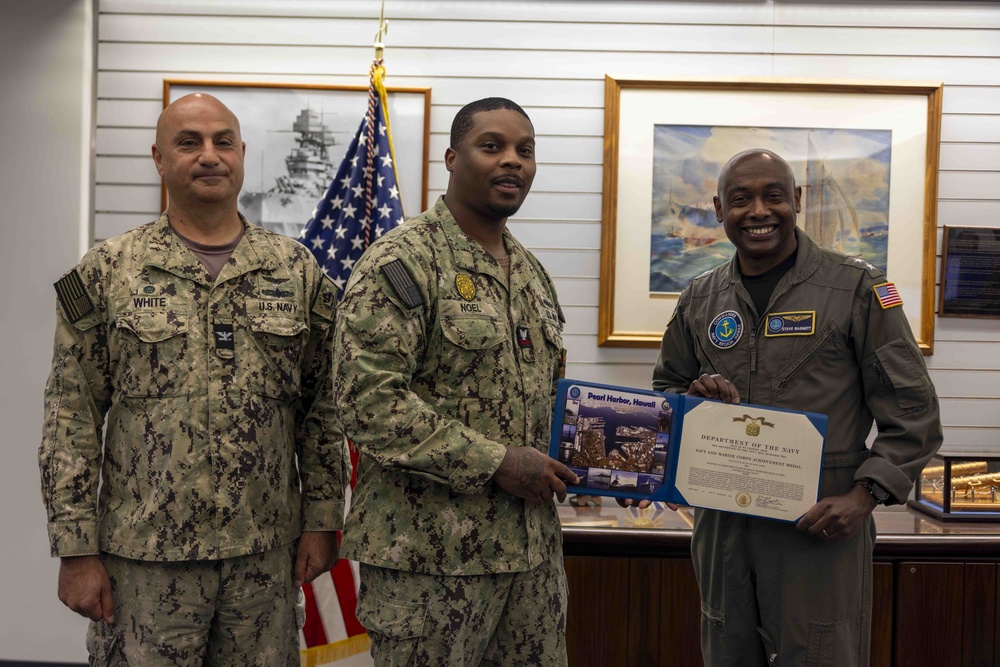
870;482;890;503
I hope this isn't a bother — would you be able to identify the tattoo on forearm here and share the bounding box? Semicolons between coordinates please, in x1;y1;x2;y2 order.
512;451;545;490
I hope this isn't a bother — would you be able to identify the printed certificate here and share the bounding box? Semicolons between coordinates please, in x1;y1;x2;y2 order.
549;379;827;522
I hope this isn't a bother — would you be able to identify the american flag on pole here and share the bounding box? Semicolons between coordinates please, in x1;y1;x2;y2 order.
299;61;406;294
298;59;405;666
298;448;368;665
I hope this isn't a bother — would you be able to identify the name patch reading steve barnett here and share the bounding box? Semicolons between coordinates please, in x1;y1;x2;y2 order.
765;311;816;337
709;310;743;349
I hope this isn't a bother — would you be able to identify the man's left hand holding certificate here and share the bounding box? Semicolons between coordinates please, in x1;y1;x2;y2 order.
548;379;828;523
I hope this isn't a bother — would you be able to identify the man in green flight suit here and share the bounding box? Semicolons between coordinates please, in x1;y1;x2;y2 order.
652;148;942;667
39;93;349;665
333;97;579;666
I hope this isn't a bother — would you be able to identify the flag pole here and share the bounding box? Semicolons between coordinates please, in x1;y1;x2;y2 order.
374;0;387;60
298;1;406;295
372;1;404;220
363;1;389;244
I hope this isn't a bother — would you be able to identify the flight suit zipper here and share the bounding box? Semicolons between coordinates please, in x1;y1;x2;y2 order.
747;312;768;405
872;358;886;388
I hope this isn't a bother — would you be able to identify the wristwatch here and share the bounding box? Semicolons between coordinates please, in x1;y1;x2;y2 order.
860;480;891;505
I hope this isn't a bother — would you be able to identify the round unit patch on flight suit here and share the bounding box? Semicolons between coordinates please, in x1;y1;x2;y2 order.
708;310;743;349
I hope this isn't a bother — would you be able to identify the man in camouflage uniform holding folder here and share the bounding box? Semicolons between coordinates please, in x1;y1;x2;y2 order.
333;98;579;666
39;93;349;665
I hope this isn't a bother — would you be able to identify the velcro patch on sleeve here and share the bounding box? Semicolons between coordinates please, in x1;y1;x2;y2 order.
312;274;337;321
54;270;94;323
873;282;904;309
380;259;424;309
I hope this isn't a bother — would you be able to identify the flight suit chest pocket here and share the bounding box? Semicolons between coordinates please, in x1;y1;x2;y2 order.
247;313;308;400
438;313;508;399
772;321;841;394
114;311;189;398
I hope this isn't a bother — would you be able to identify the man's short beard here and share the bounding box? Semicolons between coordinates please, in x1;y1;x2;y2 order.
486;200;522;219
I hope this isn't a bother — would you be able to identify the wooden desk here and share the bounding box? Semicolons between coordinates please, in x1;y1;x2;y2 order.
560;502;1000;667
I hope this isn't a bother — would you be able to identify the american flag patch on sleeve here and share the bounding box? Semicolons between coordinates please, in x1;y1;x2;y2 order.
380;259;423;309
54;270;94;323
873;282;903;309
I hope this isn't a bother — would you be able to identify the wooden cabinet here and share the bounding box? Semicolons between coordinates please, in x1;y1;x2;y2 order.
560;506;1000;667
564;557;1000;667
895;562;998;667
871;563;893;667
564;556;630;666
565;556;702;667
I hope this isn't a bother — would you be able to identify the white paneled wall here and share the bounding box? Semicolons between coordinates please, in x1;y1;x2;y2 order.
96;0;1000;450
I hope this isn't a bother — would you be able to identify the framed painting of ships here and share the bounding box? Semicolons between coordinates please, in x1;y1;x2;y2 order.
163;80;430;238
598;77;942;354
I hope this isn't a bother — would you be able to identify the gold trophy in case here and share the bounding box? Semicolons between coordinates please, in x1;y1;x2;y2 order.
909;453;1000;521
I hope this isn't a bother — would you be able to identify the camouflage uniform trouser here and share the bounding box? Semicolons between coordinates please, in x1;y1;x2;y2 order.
86;544;299;667
693;509;875;667
356;547;568;667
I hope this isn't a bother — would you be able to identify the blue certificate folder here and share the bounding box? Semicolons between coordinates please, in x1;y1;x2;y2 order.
549;379;829;520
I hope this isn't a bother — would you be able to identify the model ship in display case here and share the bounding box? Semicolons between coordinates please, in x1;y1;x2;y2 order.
909;453;1000;521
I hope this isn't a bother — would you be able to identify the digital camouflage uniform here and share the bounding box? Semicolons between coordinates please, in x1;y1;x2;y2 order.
39;213;349;665
333;197;568;666
653;230;942;667
86;545;299;667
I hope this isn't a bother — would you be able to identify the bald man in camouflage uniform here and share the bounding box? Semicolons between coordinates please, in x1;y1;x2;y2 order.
333;98;578;666
39;93;349;665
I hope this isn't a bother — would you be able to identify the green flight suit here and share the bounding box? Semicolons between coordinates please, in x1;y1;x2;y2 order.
653;230;942;667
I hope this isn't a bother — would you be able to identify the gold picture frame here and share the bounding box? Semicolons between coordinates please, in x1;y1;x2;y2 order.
599;76;942;354
163;79;431;237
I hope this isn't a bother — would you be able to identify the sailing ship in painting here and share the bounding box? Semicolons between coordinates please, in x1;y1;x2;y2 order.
802;134;888;265
239;108;336;238
649;126;891;294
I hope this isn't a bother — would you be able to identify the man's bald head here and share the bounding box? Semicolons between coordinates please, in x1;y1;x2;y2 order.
716;148;796;199
155;93;242;150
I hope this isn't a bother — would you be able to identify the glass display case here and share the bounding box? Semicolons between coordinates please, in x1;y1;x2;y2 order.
908;453;1000;522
